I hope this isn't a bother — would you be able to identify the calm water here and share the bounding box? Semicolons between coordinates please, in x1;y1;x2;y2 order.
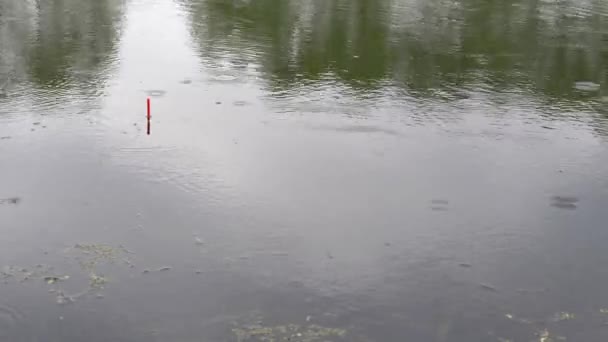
1;0;608;341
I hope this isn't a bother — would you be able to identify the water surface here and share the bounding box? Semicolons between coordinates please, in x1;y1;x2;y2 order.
1;0;608;341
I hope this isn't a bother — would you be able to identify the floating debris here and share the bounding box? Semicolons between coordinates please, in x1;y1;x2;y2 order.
142;269;151;274
459;263;472;268
600;309;608;314
194;236;205;246
158;267;172;272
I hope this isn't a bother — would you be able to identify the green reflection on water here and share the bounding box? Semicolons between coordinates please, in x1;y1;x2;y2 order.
184;0;607;101
0;0;124;88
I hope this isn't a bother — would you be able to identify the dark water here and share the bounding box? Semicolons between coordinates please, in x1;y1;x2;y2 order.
1;0;608;341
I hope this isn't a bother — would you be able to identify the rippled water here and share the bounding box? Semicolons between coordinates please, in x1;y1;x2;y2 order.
1;0;608;341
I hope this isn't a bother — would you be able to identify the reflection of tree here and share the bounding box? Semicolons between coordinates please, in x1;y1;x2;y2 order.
31;0;125;86
0;0;124;87
0;1;37;81
184;0;607;100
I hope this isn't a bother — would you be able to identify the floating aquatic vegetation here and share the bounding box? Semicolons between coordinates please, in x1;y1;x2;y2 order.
71;243;132;271
600;309;608;314
1;265;55;283
504;313;532;324
43;275;69;285
73;243;125;259
54;289;88;305
55;291;75;305
536;328;566;342
232;323;347;342
549;312;574;322
89;273;108;289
